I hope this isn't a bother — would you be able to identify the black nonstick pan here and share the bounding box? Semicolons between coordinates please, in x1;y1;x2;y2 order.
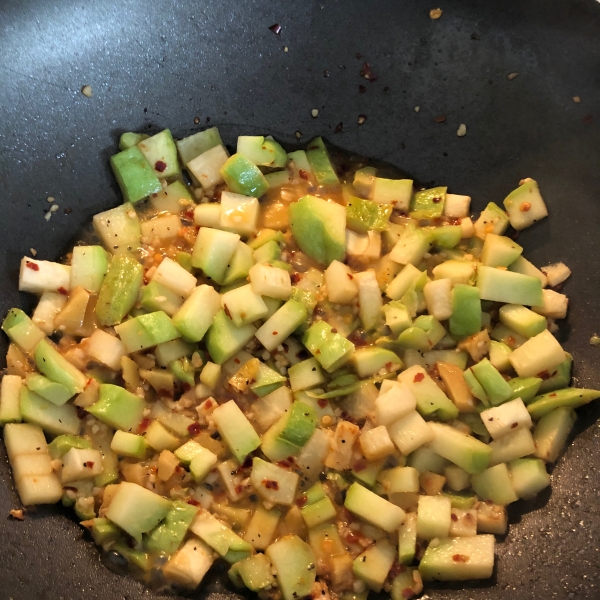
1;0;599;598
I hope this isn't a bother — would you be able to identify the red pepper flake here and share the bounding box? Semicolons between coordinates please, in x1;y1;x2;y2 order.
452;554;470;563
187;422;202;436
347;332;368;347
583;115;593;124
84;461;95;468
520;202;532;212
155;160;167;173
183;208;195;220
413;372;425;383
268;23;282;35
57;287;69;296
389;563;407;580
360;62;378;82
299;169;309;180
223;305;232;319
277;459;292;468
451;512;458;521
402;588;415;599
25;261;39;271
432;196;442;203
296;495;308;508
344;531;361;544
234;358;241;364
537;370;551;380
353;459;367;472
511;422;518;429
357;114;367;125
272;331;279;336
434;115;446;123
358;84;366;94
334;122;343;133
204;399;213;409
187;498;200;506
262;479;279;490
550;393;557;397
317;398;328;408
138;417;151;433
235;484;244;494
291;273;303;284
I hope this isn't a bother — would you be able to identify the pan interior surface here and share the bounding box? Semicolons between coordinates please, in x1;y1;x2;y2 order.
0;0;599;598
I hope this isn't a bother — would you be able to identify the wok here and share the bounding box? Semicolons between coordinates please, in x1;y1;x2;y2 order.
1;0;599;598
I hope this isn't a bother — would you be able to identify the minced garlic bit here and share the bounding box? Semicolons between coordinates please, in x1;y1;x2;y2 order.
414;106;420;112
507;72;519;80
357;115;367;125
81;85;93;97
50;204;59;213
191;351;203;368
457;123;467;137
283;46;289;53
573;96;581;103
47;196;55;203
44;212;52;222
9;508;24;520
590;335;600;347
29;248;37;257
429;8;442;19
295;130;302;139
311;109;319;118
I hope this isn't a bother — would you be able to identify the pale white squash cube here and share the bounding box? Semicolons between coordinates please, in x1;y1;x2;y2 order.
187;145;229;189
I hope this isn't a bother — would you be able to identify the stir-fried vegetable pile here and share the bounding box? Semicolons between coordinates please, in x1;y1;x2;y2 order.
2;127;598;599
